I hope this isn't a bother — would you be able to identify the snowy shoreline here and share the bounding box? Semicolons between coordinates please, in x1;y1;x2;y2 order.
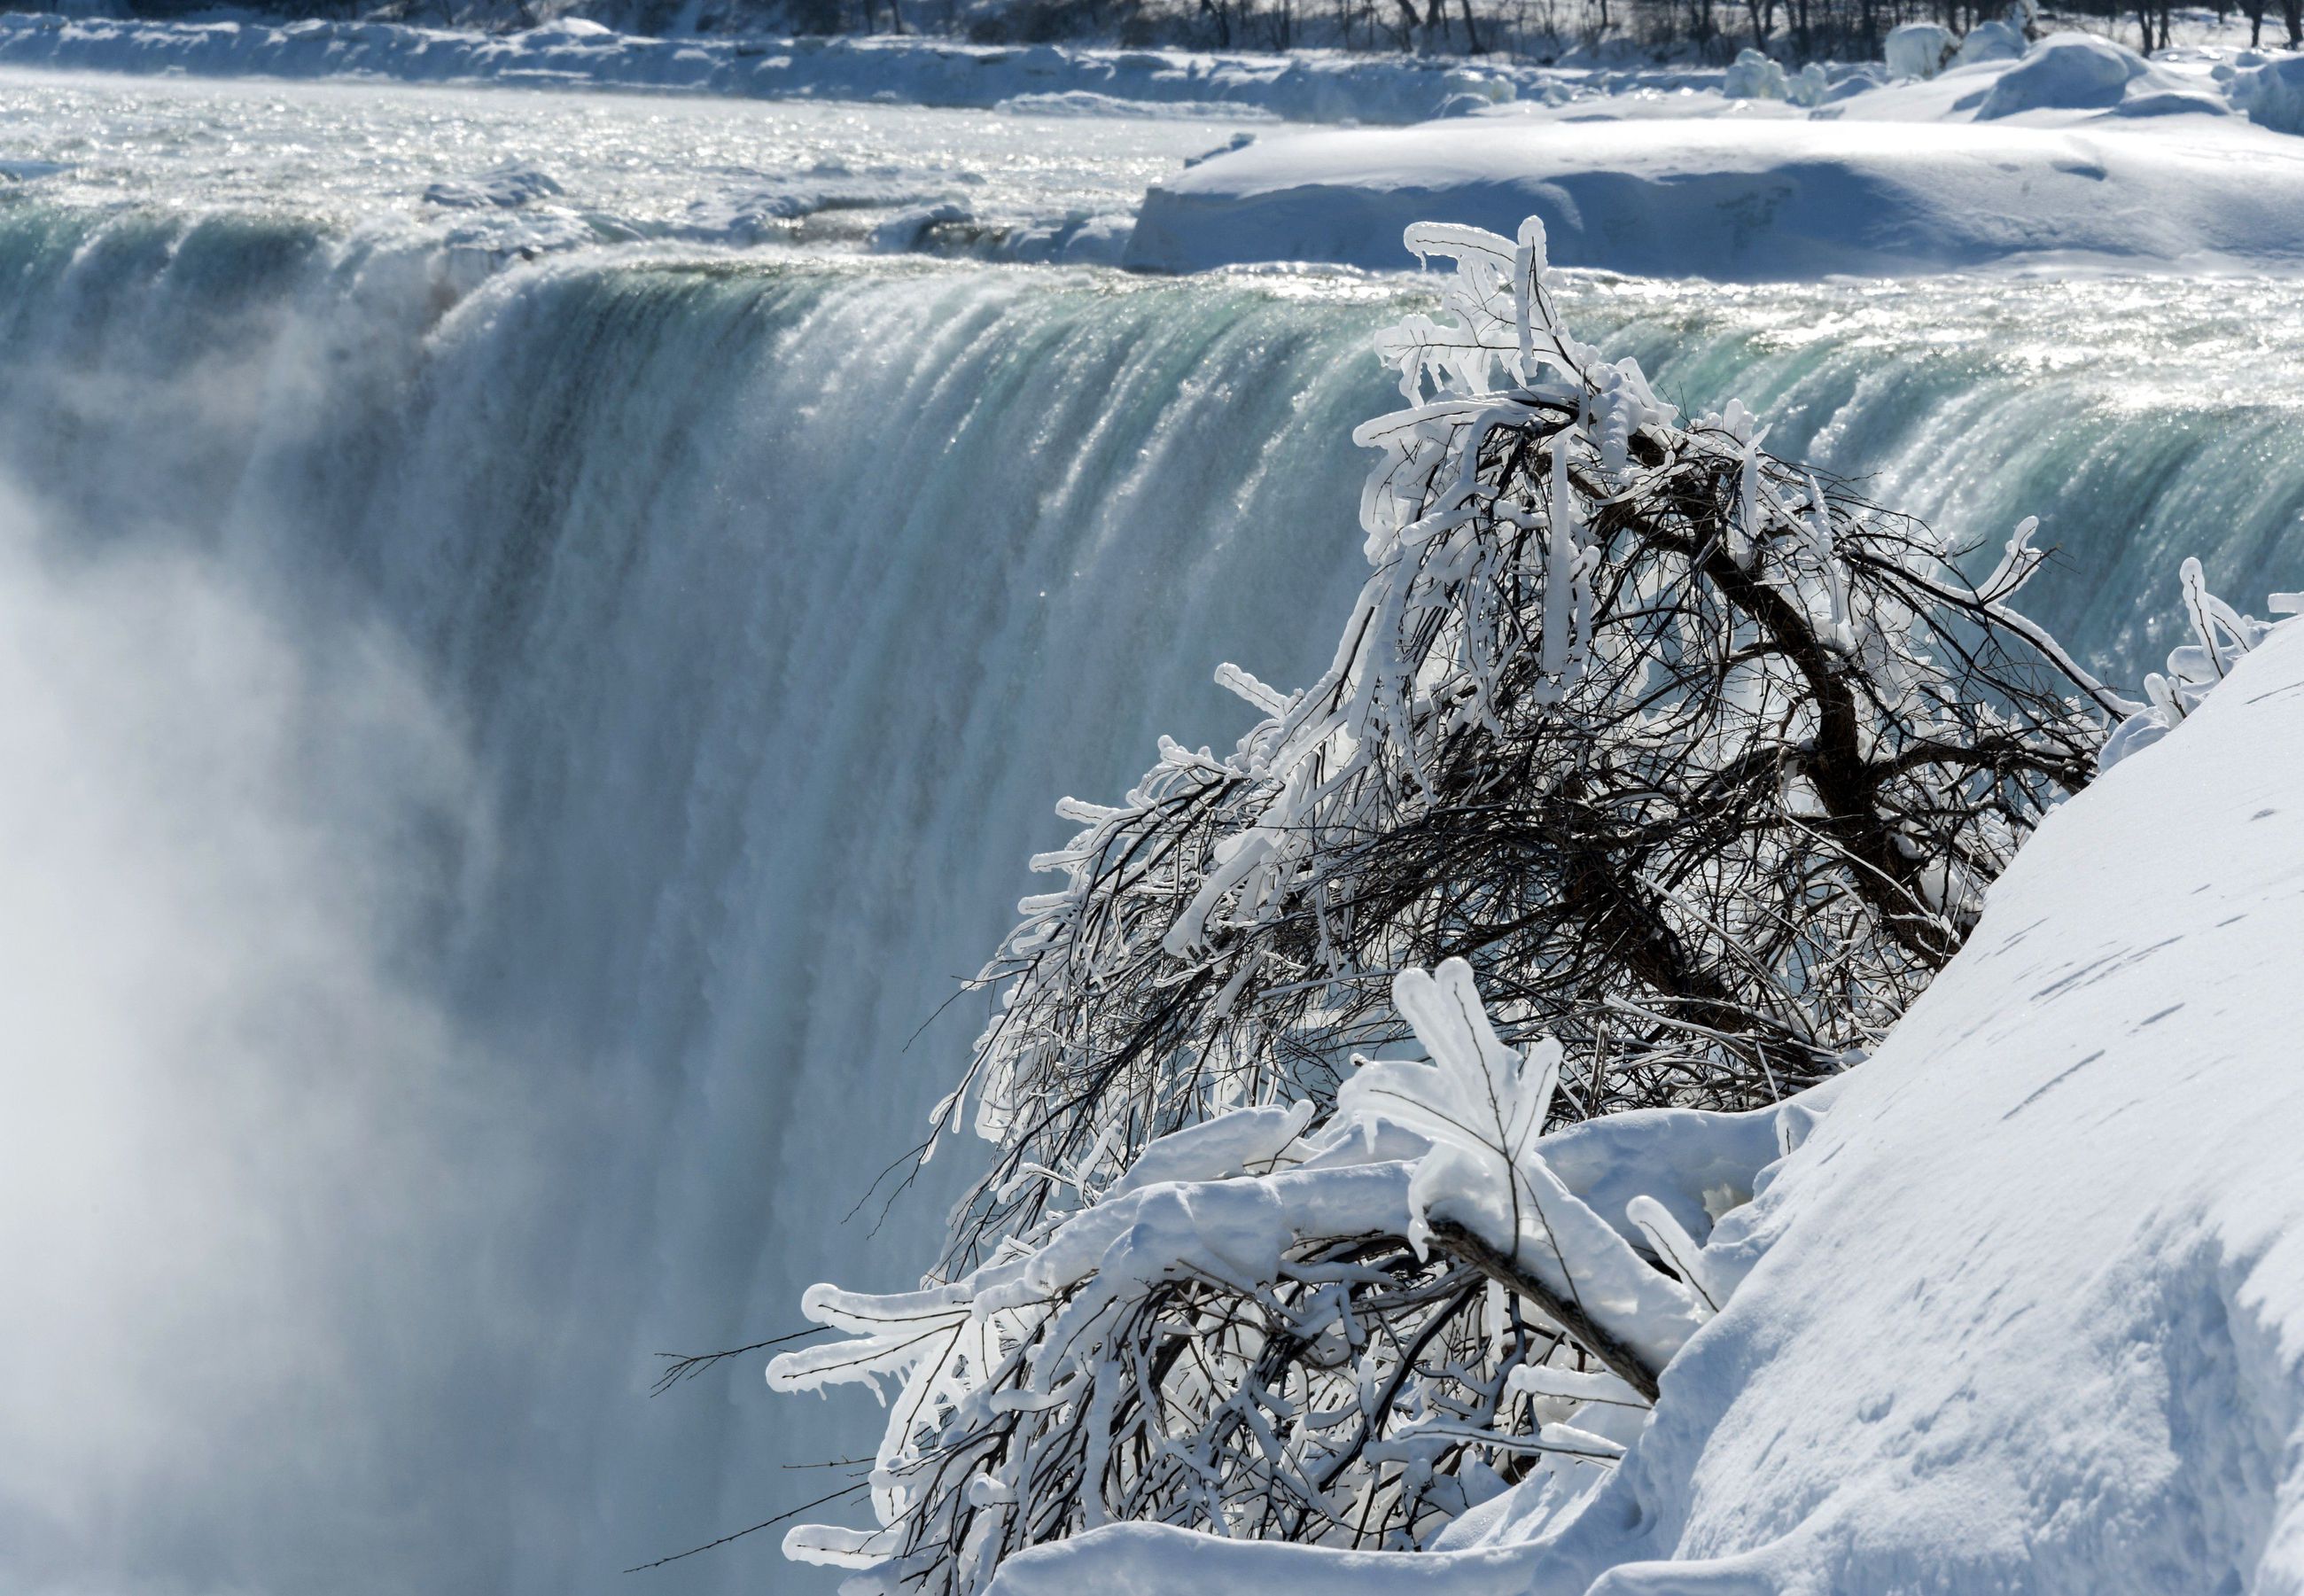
10;15;2304;282
1121;38;2304;278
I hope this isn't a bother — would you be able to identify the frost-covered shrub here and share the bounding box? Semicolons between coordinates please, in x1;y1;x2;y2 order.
774;958;1832;1589
929;218;2112;1267
1787;61;1832;107
762;215;2128;1593
1723;48;1788;101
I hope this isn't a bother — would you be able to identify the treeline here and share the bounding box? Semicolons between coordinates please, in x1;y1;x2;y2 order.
88;0;2286;61
852;0;2266;57
681;0;2276;60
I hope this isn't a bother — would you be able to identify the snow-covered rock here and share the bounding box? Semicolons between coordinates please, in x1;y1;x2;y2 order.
420;161;564;209
1884;20;1957;80
2232;53;2304;134
868;199;972;253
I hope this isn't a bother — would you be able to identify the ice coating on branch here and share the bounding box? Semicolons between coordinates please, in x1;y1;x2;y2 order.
1336;958;1555;1257
1102;1100;1315;1200
2100;557;2292;770
774;960;1830;1592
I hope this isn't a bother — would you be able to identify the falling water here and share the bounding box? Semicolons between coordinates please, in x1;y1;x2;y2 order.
3;191;2301;1595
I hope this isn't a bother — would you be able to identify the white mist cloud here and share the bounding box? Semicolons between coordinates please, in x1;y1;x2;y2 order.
0;479;541;1594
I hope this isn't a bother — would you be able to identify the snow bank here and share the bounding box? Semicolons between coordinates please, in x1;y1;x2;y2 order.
1977;30;2152;117
1117;35;2304;280
1125;113;2304;277
987;611;2304;1596
2233;51;2304;133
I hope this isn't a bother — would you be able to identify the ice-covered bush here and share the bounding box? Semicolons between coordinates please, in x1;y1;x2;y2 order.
761;215;2130;1592
1787;61;1832;108
1723;48;1788;101
930;218;2113;1254
1884;21;1956;79
774;958;1832;1589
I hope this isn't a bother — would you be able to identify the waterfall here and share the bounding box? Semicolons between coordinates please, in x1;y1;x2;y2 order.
3;205;2300;1593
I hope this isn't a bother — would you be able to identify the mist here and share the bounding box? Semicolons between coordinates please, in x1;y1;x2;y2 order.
0;477;549;1595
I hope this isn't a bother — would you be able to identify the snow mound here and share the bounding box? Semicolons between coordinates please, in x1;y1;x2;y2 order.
995;90;1278;121
681;162;973;240
2232;53;2304;134
1977;31;2152;118
1952;17;2028;66
1124;116;2304;278
0;14;1607;128
986;616;2304;1596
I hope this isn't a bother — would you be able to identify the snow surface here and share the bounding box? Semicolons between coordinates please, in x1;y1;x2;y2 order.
983;611;2304;1595
1125;38;2304;277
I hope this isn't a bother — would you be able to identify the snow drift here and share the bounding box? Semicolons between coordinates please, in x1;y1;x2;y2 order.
984;596;2304;1594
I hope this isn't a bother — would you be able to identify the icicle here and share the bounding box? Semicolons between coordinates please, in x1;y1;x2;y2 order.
2181;557;2227;681
1540;432;1576;684
1804;471;1854;653
1732;432;1767;571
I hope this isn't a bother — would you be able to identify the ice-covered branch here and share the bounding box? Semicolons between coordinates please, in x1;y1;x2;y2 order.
774;961;1826;1592
937;214;2101;1274
2099;557;2298;769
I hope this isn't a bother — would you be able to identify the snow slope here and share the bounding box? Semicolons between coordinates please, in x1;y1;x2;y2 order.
1125;38;2304;277
986;614;2304;1592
